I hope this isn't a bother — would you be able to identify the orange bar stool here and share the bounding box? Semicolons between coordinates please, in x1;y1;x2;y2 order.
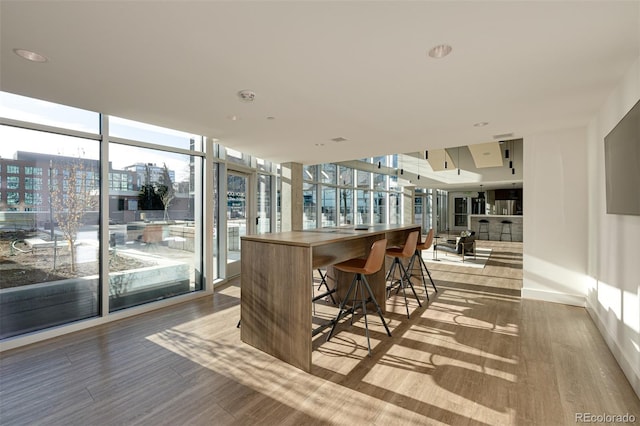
326;238;392;356
409;228;438;300
385;230;422;318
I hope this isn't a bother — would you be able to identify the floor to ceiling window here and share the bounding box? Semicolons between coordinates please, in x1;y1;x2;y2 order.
0;92;211;342
0;94;101;338
107;142;203;312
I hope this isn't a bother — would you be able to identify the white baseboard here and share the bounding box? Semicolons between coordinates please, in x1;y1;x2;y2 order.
586;304;640;400
521;287;586;307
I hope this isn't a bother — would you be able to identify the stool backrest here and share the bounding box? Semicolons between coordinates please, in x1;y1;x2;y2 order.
401;231;419;258
362;238;387;275
422;228;434;250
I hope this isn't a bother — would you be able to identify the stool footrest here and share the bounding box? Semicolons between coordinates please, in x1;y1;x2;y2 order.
312;287;336;302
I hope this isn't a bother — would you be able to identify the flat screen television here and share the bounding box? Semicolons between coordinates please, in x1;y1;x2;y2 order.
604;98;640;216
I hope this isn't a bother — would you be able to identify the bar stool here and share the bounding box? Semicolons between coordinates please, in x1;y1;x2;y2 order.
500;220;513;241
478;219;490;240
326;239;392;356
385;230;422;319
409;228;437;300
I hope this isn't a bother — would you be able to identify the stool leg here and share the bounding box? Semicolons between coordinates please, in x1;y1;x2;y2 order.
386;260;398;299
350;279;361;326
358;277;372;355
418;254;437;293
408;252;429;301
327;274;357;342
317;269;336;305
396;259;421;318
361;275;391;337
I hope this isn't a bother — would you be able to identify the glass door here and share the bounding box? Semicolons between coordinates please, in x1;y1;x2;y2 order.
226;171;248;276
454;196;469;228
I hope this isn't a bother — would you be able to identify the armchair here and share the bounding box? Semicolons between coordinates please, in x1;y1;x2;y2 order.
434;231;476;262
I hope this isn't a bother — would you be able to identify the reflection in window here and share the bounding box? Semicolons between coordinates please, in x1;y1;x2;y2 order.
321;164;337;184
304;165;317;181
374;191;386;224
389;192;401;224
256;158;271;173
356;190;370;225
357;170;371;189
339;166;353;186
108;143;203;312
257;174;271;233
374;173;387;190
321;186;336;227
373;156;386;168
339;188;353;225
303;183;316;229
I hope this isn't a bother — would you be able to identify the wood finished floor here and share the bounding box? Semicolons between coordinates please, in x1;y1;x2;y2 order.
1;240;638;425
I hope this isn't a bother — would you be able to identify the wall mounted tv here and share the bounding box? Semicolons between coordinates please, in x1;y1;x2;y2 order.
604;98;640;216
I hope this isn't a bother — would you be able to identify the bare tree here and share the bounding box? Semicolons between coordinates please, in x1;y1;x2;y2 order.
50;158;98;272
157;163;175;221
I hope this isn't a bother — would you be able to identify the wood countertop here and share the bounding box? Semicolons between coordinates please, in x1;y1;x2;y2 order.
241;224;420;247
468;214;523;218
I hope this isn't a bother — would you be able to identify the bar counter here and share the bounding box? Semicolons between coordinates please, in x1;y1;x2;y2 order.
240;224;420;372
469;214;523;242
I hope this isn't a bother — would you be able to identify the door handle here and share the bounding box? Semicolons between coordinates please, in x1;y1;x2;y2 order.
256;217;259;225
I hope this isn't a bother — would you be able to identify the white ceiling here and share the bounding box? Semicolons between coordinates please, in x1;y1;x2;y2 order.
1;1;638;169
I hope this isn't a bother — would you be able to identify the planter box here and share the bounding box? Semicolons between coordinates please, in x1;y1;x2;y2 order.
109;262;190;311
0;261;190;339
0;276;99;339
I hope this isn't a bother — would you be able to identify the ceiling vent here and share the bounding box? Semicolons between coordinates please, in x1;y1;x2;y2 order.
237;90;256;102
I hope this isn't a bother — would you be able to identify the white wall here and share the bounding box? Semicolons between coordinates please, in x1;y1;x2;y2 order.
523;55;640;397
586;56;640;397
522;127;589;306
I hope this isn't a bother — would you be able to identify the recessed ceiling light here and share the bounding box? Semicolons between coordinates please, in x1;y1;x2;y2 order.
13;48;48;63
266;116;276;120
473;121;489;127
227;115;240;121
315;143;325;147
428;44;452;59
331;137;348;143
